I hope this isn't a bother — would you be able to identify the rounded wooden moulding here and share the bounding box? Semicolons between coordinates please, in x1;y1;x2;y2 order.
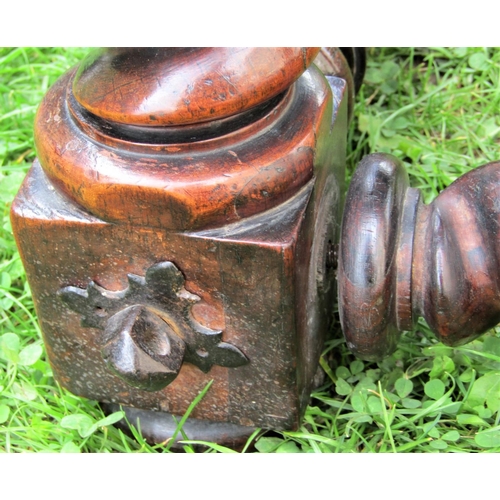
34;48;333;231
72;48;320;126
338;153;500;360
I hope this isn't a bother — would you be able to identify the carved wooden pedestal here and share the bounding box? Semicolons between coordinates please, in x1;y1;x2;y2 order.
11;47;500;446
11;48;353;444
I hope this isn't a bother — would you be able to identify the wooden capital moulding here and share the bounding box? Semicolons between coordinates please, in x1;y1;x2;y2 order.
10;47;500;445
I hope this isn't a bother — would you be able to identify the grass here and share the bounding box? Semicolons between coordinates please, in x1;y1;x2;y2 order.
2;47;500;452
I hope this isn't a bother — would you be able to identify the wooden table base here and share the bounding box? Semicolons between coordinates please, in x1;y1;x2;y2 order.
11;48;353;439
13;47;500;444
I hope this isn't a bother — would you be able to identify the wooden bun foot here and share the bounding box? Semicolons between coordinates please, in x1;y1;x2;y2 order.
101;403;256;450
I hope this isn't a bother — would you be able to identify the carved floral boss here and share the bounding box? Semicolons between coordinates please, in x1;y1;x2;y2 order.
58;261;248;391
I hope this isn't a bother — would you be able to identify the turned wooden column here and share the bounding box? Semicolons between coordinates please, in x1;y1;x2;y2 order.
339;153;500;360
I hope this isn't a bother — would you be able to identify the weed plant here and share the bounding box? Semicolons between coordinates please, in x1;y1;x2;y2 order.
2;47;500;452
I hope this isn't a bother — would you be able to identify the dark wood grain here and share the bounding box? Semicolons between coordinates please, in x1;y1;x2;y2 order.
18;46;500;442
413;161;500;346
11;47;350;438
339;153;500;360
36;64;330;231
73;48;320;126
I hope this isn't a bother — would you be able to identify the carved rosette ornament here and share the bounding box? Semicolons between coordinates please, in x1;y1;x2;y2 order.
59;261;248;391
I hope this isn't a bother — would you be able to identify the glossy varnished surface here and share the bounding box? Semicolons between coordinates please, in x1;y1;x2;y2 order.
339;153;500;360
35;65;331;231
412;161;500;345
73;48;320;126
12;47;349;435
338;154;417;359
314;47;355;120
